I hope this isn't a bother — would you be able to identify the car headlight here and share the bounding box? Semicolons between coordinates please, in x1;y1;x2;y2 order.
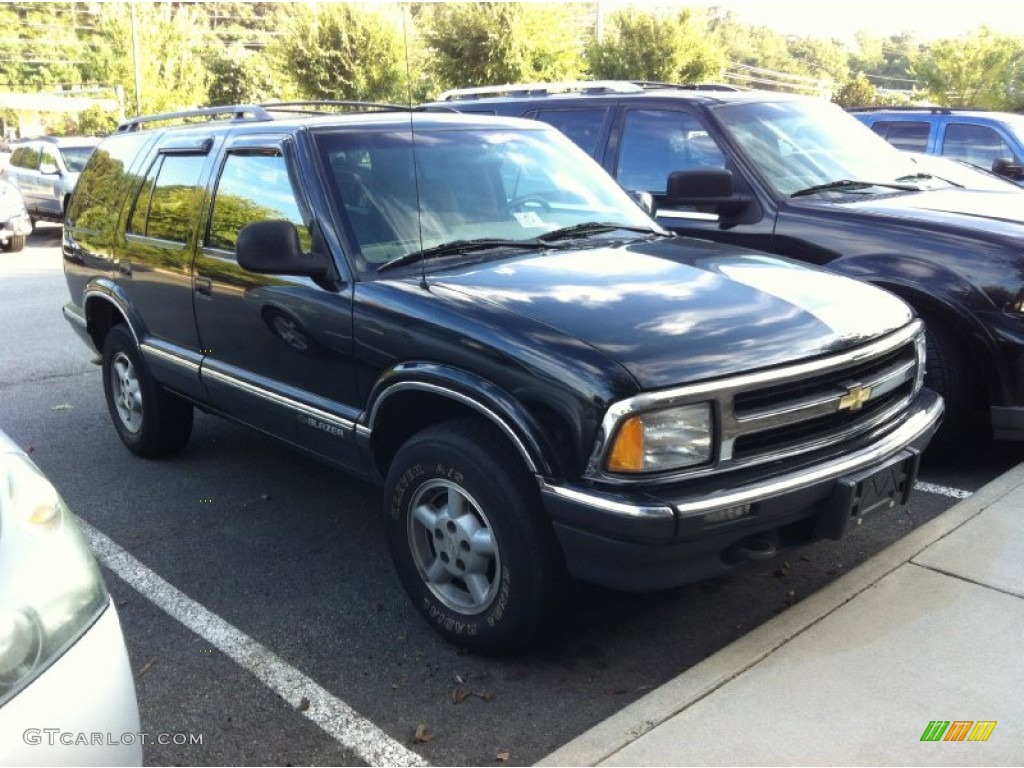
0;451;108;706
606;403;713;473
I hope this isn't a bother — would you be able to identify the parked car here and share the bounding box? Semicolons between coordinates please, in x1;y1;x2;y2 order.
62;103;940;652
850;107;1024;184
2;135;100;223
423;81;1024;442
0;179;32;252
0;429;141;765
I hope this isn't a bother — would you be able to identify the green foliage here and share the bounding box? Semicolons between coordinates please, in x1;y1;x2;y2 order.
81;3;209;116
76;105;120;136
832;73;879;108
206;46;277;106
589;7;725;83
914;27;1024;108
270;3;407;103
421;3;584;92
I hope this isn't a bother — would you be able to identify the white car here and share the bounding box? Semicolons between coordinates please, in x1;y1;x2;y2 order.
0;180;32;253
0;430;141;766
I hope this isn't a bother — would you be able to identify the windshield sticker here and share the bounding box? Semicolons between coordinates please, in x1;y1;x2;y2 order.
513;211;546;228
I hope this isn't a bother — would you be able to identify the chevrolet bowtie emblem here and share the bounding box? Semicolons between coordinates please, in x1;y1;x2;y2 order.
838;384;873;411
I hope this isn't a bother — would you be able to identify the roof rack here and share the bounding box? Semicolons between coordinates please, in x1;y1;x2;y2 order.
846;106;959;114
436;80;644;102
258;100;411;114
115;100;413;134
116;104;273;133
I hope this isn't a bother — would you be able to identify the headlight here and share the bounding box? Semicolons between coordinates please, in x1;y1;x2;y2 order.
606;403;713;473
0;451;108;706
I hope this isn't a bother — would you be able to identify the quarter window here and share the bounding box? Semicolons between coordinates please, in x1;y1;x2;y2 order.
128;154;205;243
532;108;608;156
870;120;930;151
207;152;309;253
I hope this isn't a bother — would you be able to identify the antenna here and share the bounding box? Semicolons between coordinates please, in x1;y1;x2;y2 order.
400;4;428;290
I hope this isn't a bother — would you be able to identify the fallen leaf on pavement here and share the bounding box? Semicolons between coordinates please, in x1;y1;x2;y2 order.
414;724;434;743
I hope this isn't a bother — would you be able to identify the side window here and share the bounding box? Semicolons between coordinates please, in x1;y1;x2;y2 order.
13;145;41;170
941;123;1016;168
207;152;310;254
871;120;930;151
532;108;608;156
617;109;726;193
127;154;205;242
67;134;151;236
39;147;60;173
9;147;26;168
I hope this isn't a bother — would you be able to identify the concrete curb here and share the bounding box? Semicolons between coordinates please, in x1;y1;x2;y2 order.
537;462;1024;767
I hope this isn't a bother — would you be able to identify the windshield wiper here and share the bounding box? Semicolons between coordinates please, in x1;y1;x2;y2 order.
896;171;963;188
377;238;546;273
538;221;663;243
790;179;921;198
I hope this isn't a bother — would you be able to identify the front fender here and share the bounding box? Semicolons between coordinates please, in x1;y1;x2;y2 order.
362;362;565;478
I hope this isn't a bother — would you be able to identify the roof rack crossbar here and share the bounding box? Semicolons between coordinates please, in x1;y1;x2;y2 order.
116;104;273;133
437;80;645;101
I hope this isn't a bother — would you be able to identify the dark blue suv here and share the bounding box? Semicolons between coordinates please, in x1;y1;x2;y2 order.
851;107;1024;184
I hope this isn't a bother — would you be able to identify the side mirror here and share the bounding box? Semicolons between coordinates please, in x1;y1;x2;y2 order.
991;157;1024;180
236;220;326;278
664;168;752;215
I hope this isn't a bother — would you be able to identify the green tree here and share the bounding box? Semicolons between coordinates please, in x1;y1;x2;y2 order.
421;3;584;92
832;73;879;108
76;104;120;135
206;45;277;106
271;3;408;103
80;3;209;116
0;2;83;88
588;7;725;83
914;27;1024;108
786;36;849;86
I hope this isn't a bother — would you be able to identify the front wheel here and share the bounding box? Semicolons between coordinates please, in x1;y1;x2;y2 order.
1;234;24;252
102;325;193;458
384;420;564;654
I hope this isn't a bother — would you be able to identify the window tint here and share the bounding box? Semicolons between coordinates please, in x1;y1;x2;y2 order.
871;120;930;151
532;108;608;155
60;145;95;173
941;123;1016;168
128;154;205;242
207;152;309;253
67;134;151;236
617;110;726;193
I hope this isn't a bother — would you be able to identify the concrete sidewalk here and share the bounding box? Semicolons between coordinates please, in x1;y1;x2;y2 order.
540;463;1024;766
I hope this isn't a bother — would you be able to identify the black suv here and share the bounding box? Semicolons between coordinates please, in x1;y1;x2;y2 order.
63;103;941;652
423;82;1024;442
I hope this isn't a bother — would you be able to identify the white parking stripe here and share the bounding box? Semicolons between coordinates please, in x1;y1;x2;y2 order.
914;481;973;500
80;521;428;768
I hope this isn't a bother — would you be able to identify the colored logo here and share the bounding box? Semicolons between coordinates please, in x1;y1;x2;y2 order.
921;721;997;742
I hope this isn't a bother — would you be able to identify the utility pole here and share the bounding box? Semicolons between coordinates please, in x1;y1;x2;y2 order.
130;2;142;115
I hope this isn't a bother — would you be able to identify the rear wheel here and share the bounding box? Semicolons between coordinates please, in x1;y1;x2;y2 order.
384;419;564;654
101;325;193;458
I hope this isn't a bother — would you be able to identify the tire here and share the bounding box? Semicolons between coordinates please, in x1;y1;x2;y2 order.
101;325;193;458
3;234;25;252
384;419;565;654
921;316;976;444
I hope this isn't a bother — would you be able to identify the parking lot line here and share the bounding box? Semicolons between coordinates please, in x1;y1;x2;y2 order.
914;481;973;500
80;520;429;768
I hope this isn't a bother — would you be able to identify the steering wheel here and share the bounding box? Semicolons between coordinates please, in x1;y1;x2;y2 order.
504;195;552;215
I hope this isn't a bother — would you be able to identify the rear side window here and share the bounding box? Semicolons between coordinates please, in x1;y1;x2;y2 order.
206;152;309;253
870;120;930;151
128;154;205;243
67;133;152;237
11;145;40;169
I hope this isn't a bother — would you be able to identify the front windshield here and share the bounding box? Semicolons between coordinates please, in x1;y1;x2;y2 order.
714;99;922;197
313;125;656;273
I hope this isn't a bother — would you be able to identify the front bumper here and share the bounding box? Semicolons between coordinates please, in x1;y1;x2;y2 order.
540;388;943;591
